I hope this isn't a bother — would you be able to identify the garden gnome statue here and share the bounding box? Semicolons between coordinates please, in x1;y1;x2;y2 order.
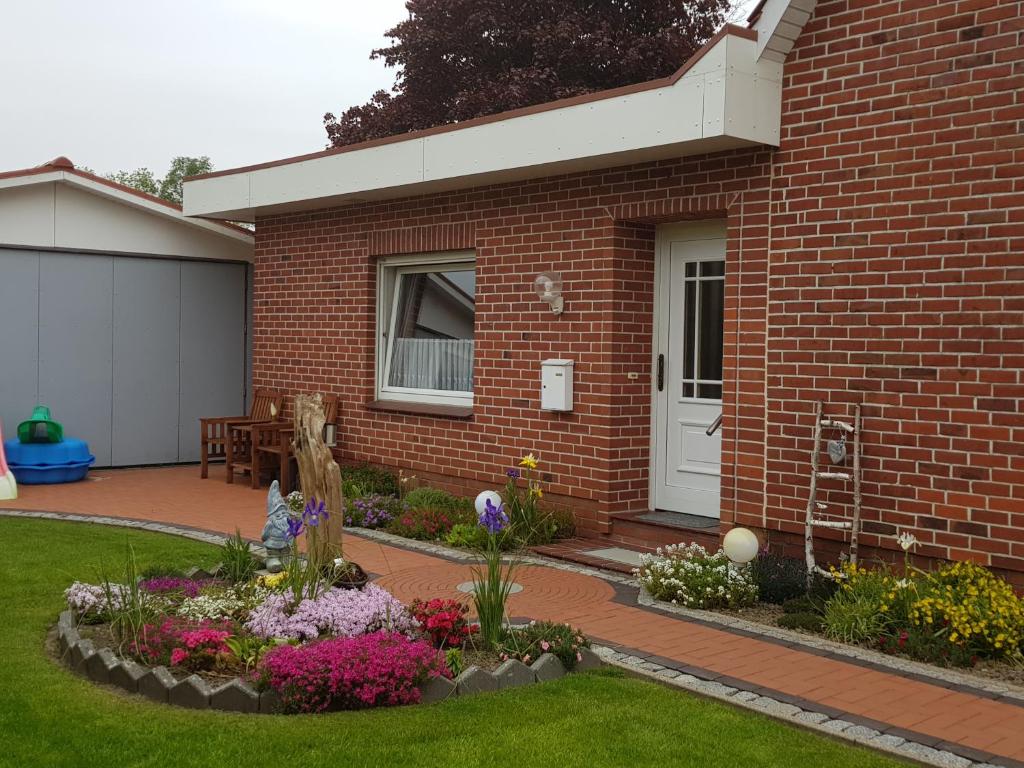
262;480;290;573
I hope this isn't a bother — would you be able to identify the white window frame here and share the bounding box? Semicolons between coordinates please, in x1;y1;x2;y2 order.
375;251;476;407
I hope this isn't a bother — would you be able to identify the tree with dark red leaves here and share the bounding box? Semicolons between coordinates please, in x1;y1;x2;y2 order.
324;0;734;147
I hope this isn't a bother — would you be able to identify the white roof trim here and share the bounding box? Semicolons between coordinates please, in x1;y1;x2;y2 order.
0;170;254;246
184;30;784;222
753;0;818;63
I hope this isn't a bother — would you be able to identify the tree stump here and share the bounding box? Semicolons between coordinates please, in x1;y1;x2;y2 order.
292;394;343;557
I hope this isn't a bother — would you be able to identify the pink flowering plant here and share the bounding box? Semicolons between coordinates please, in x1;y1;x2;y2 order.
245;583;415;641
130;617;234;672
498;620;590;671
255;631;448;713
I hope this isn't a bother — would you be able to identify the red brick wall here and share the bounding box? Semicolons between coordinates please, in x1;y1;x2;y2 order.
252;0;1023;571
763;0;1024;574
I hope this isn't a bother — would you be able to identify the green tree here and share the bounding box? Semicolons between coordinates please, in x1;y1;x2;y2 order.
106;156;213;204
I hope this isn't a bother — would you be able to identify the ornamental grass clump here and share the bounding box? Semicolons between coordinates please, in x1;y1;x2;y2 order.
255;631;448;713
245;583;415;641
635;543;758;609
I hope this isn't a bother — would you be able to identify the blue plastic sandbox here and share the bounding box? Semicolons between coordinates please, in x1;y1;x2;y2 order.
4;438;95;484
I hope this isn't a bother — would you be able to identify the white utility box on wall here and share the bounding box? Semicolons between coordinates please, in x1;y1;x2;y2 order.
541;359;574;411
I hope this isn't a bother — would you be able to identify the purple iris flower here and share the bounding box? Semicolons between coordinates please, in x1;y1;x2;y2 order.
303;497;328;528
286;516;304;539
479;498;509;535
506;468;521;479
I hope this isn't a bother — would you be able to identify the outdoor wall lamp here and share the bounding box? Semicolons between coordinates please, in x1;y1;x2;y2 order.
533;272;565;315
323;422;338;447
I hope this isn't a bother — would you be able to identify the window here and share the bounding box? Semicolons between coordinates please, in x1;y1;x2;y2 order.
376;252;475;406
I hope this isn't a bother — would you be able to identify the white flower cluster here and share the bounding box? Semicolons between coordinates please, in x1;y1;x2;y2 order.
634;542;758;609
177;586;268;621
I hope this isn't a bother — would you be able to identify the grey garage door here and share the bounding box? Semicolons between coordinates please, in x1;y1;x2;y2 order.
0;248;247;466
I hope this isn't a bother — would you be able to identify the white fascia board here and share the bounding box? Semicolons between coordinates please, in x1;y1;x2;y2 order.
0;170;254;246
64;174;254;246
754;0;817;62
183;33;782;222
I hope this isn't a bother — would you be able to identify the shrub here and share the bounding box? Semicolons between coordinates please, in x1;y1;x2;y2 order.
781;596;819;615
777;612;824;632
219;530;260;584
635;543;758;609
340;464;399;497
131;617;233;672
410;598;475;648
245;583;415;641
499;621;590;671
749;550;806;604
138;564;186;579
388;506;470;540
402;486;471;514
909;560;1024;663
821;567;894;644
66;581;125;621
256;631;448;713
139;576;220;599
500;454;572;546
345;494;402;529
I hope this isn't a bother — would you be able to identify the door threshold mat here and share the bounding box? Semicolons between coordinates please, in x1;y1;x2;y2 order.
579;547;644;567
634;511;719;530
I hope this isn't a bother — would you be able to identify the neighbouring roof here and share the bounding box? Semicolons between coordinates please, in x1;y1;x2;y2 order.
0;157;254;244
183;1;815;223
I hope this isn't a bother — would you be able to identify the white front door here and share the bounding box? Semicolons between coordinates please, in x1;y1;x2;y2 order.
652;222;726;517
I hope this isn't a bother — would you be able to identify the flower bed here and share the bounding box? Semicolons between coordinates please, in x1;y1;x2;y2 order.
56;497;601;713
636;533;1024;685
330;455;576;551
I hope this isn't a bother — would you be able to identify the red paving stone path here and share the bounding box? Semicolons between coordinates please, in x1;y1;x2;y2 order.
5;465;1024;764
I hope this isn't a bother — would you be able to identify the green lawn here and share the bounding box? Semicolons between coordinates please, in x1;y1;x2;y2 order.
0;517;905;768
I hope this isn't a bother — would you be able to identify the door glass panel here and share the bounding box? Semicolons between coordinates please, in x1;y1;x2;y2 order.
678;259;724;401
697;278;724;383
682;280;695;384
700;260;725;277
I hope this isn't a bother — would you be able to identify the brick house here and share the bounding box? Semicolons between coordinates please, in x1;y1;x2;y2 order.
184;0;1024;578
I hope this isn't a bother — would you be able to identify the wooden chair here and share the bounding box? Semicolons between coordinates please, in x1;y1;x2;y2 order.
199;389;282;479
251;394;339;493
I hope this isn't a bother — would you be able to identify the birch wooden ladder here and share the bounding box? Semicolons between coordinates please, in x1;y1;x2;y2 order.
804;401;863;583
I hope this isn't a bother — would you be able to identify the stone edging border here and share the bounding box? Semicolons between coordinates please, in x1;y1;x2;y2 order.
598;649;1002;768
54;608;603;712
3;509;1017;766
635;590;1024;705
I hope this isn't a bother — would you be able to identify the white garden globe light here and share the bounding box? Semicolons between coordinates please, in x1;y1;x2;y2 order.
474;490;503;516
722;527;759;564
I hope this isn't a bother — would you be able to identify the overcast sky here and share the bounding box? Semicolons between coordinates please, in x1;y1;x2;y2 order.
0;0;758;179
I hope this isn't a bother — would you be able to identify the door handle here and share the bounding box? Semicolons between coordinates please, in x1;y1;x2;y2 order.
657;354;664;391
706;413;722;436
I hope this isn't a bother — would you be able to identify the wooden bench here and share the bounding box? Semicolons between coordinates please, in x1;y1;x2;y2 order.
250;394;339;493
198;389;282;479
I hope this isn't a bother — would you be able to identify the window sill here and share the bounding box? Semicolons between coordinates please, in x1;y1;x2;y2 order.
365;399;474;420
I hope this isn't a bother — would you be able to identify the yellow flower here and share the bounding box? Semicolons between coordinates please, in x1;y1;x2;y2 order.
519;453;539;470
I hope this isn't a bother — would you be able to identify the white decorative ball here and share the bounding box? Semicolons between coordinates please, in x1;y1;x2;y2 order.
722;527;760;564
474;490;503;516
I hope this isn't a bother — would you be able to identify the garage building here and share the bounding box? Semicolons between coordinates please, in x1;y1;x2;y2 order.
0;157;253;466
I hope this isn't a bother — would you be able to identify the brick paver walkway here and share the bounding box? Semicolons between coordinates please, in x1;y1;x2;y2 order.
5;465;1024;765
